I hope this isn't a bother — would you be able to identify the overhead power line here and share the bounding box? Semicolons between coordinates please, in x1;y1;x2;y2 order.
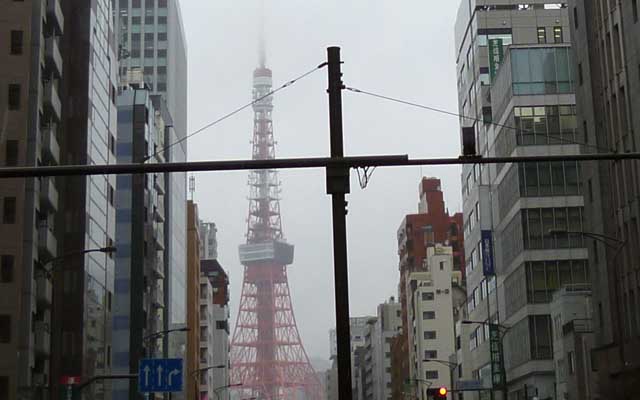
344;86;613;154
2;153;640;179
145;62;328;161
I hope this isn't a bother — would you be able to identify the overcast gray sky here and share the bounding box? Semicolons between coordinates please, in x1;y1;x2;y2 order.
182;0;463;362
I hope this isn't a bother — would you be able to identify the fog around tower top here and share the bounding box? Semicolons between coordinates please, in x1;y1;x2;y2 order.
182;0;463;360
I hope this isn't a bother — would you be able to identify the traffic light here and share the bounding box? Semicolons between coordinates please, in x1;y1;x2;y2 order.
426;387;448;399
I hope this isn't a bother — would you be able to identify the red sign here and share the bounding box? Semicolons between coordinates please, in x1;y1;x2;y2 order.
60;376;81;385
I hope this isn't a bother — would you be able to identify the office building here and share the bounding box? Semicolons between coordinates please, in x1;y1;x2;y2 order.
455;2;590;398
568;1;640;398
112;0;189;360
395;177;464;395
0;0;67;398
112;86;167;400
405;245;462;400
47;0;120;399
200;259;230;400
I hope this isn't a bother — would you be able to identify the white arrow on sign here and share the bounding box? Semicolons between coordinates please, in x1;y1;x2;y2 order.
157;365;164;386
168;369;180;386
143;366;151;387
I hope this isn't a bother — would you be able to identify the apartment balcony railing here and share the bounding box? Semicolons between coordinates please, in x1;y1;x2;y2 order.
41;124;60;165
35;273;52;308
38;226;57;260
44;37;63;77
43;80;62;122
39;177;59;212
46;0;64;35
34;320;51;356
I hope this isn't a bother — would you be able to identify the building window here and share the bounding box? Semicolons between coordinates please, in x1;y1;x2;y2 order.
10;30;23;55
8;84;20;110
423;331;436;340
633;0;638;23
553;26;563;43
423;311;436;320
0;255;13;283
537;27;546;44
422;292;434;301
425;370;439;380
2;197;16;224
424;350;438;359
5;140;18;166
0;315;10;343
573;7;579;29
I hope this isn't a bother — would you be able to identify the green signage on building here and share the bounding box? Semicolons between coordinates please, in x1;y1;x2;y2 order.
488;38;504;81
489;324;505;388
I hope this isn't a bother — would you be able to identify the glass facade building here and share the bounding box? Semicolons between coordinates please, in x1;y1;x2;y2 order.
49;0;119;399
112;0;188;356
454;2;591;399
112;88;167;400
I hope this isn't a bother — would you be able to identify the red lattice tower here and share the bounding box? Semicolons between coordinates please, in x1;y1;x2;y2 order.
229;59;322;400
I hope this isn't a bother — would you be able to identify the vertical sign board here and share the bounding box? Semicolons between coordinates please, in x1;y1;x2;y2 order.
481;230;494;276
488;38;504;82
489;324;505;388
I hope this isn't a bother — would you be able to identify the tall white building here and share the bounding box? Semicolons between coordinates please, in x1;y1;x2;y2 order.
405;245;461;399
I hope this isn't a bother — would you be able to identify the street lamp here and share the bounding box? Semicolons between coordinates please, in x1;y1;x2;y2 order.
190;366;227;400
40;246;117;277
142;327;190;343
212;383;243;400
142;327;189;361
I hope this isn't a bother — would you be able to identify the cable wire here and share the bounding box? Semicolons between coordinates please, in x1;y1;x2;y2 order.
345;86;613;154
145;62;328;162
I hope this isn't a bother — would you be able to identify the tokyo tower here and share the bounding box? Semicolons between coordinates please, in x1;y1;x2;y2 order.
228;48;322;400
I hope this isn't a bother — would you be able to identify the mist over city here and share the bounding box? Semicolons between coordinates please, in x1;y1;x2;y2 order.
0;1;639;400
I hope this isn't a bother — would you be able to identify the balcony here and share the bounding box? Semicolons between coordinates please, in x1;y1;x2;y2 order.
44;37;63;77
150;258;165;278
154;175;165;195
153;200;164;222
151;285;164;308
38;226;57;260
46;0;64;35
39;177;59;212
41;124;60;165
34;321;51;356
35;274;52;308
43;81;62;122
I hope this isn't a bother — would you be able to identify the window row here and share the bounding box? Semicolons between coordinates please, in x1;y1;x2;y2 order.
494;105;578;160
504;315;553;369
521;207;584;250
504;259;589;318
119;0;168;8
467;276;496;313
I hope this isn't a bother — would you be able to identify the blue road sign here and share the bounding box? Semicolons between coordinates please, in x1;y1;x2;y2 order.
481;230;495;276
138;358;183;393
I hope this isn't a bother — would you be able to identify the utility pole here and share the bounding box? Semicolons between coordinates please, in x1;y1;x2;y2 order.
326;46;353;400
